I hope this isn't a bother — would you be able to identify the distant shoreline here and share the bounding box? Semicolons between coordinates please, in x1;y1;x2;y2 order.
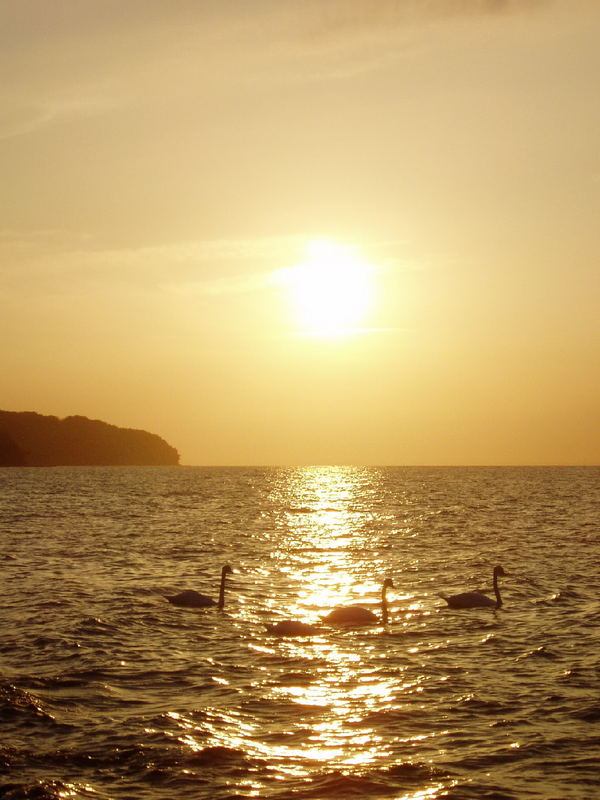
0;410;179;467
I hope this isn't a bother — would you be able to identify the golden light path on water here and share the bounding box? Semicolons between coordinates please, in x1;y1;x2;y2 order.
160;467;443;798
270;467;425;622
5;466;597;799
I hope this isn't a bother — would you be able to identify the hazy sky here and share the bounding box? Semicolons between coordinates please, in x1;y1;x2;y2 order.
2;0;599;465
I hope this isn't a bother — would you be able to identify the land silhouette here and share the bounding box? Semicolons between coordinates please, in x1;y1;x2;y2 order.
0;411;179;466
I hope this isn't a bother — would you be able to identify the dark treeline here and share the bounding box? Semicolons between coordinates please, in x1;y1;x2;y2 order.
0;410;179;466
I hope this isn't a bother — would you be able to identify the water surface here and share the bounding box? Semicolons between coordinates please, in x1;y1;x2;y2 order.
1;466;599;799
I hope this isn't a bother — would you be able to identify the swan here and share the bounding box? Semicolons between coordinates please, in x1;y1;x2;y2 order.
264;620;323;637
165;565;233;609
322;578;395;626
439;565;507;609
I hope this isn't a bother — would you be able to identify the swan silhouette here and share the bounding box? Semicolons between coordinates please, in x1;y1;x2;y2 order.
264;620;323;637
322;578;395;626
165;565;233;609
439;565;507;609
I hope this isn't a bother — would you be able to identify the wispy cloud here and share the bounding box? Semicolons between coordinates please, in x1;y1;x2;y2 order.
0;232;307;296
1;231;417;299
0;0;560;140
0;94;115;141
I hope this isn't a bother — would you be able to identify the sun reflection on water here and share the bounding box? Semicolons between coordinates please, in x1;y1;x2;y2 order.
225;468;419;777
265;467;398;622
167;467;444;792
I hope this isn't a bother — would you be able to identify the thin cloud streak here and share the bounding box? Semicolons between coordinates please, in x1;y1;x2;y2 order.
0;0;567;140
0;234;305;295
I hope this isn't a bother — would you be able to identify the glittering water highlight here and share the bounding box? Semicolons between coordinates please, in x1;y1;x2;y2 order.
1;466;599;799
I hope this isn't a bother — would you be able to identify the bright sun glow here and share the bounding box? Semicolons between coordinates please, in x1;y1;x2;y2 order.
282;240;374;336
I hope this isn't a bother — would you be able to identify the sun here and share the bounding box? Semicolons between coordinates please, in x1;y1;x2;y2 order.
281;240;374;336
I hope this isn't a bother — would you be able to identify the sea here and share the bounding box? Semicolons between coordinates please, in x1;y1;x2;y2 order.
1;466;599;800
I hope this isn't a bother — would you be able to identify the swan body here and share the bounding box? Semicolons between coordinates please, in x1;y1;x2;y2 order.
441;590;497;609
165;565;233;609
264;620;322;637
166;589;216;608
323;605;378;625
440;565;507;609
323;578;394;626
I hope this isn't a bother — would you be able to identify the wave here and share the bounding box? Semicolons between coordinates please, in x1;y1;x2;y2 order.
0;683;55;724
443;781;521;799
266;763;448;799
0;780;92;800
3;466;600;800
571;703;600;723
533;587;583;605
514;645;559;661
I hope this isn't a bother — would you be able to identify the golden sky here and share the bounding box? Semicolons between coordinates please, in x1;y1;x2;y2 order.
2;0;599;465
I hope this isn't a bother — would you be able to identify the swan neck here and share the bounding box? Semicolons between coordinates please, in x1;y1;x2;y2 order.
381;583;389;623
493;571;502;608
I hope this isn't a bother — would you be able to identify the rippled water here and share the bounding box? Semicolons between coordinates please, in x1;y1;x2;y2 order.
1;466;599;800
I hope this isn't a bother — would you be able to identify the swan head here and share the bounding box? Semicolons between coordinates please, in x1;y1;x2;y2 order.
222;565;233;577
493;565;507;578
383;577;395;590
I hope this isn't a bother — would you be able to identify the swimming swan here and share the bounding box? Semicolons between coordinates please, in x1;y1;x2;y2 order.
439;565;507;609
264;620;323;637
165;565;233;609
322;578;395;626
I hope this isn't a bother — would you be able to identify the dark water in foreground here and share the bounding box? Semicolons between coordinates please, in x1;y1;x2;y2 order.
1;466;599;800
